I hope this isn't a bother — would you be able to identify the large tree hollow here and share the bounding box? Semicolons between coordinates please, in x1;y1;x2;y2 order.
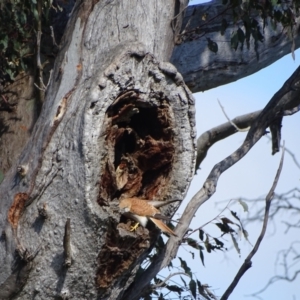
99;90;175;205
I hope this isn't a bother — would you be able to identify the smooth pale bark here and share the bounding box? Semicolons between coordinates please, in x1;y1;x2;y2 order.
0;1;195;299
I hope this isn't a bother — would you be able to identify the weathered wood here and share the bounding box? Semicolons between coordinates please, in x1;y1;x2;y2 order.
2;0;300;180
0;1;194;299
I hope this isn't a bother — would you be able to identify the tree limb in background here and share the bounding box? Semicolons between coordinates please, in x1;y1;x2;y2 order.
217;99;251;132
124;64;300;300
220;144;285;300
196;110;261;170
196;65;300;170
171;2;300;92
242;188;300;226
233;188;300;297
250;241;300;298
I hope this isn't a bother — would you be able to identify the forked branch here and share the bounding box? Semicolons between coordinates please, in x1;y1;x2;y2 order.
196;110;261;170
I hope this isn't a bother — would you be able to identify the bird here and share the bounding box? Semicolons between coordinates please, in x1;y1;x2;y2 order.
119;197;180;236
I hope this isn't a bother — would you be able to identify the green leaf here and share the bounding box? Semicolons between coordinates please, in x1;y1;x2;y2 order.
178;257;192;277
237;28;245;50
32;7;39;21
0;35;8;51
243;14;251;49
199;248;205;266
19;11;27;24
238;199;248;212
5;68;16;81
231;31;239;51
242;229;250;242
215;222;234;235
231;210;240;222
230;232;241;255
206;37;218;53
199;229;204;241
221;217;234;224
187;238;199;249
196;280;204;296
204;235;211;253
166;285;183;294
180;275;187;287
214;238;224;249
189;279;197;299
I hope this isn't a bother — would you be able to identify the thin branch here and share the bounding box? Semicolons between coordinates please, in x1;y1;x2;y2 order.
35;0;46;98
185;199;233;237
249;242;300;297
250;270;300;297
179;3;233;37
152;272;191;288
50;26;58;47
218;99;250;132
284;147;300;169
220;144;285;300
241;188;300;227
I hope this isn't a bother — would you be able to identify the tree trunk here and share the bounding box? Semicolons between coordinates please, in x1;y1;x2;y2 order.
1;1;300;299
0;1;195;299
2;0;299;180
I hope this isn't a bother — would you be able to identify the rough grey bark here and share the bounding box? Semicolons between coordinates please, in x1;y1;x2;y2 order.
2;0;300;178
0;1;195;299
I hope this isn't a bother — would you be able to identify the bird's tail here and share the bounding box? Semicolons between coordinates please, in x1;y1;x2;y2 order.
150;217;177;236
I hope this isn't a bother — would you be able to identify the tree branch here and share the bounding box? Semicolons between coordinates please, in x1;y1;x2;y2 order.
196;110;261;170
171;1;300;93
250;242;300;298
124;61;300;300
220;143;285;300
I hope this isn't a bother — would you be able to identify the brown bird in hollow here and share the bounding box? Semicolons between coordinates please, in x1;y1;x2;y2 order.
119;197;180;236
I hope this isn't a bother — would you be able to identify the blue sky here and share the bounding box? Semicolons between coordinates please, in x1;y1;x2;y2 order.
158;1;300;299
185;49;300;300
